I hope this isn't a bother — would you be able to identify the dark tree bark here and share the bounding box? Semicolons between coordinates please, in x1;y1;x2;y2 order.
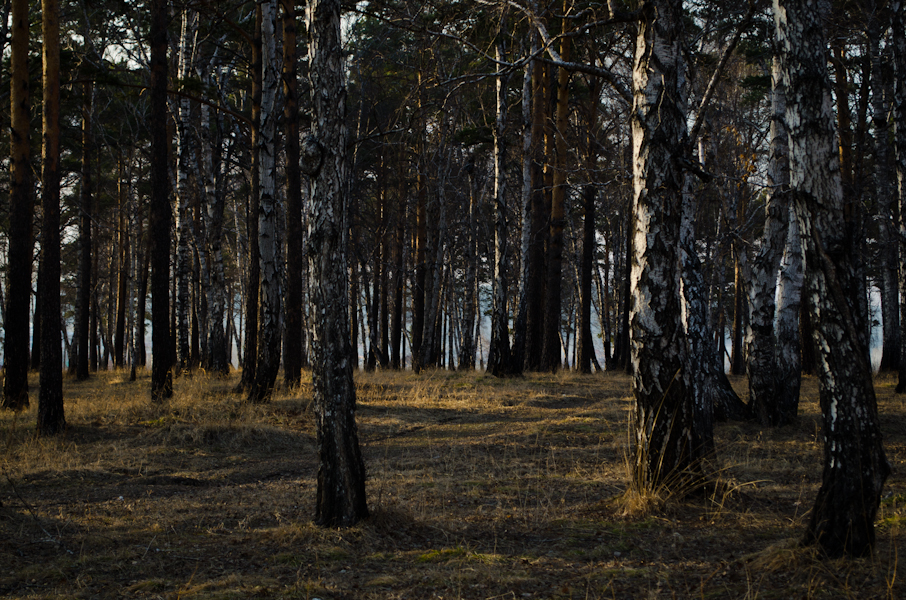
282;0;304;388
895;2;906;393
75;81;93;381
37;0;64;435
306;0;368;526
775;0;889;557
630;0;712;490
540;24;571;372
576;184;595;374
31;267;42;371
149;0;173;401
3;0;33;411
114;162;129;369
238;4;262;392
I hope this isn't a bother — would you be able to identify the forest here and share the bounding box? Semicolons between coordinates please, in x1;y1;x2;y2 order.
1;0;905;597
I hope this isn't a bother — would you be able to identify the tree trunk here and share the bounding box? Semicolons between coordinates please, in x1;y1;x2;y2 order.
74;80;93;381
38;0;64;435
868;18;900;372
115;157;129;368
576;184;595;374
459;160;478;371
249;0;282;403
540;20;571;372
895;3;906;393
746;57;793;426
174;9;197;375
630;0;711;491
775;0;889;557
3;0;33;410
306;0;368;526
282;0;304;387
238;4;262;392
487;23;513;378
149;0;173;401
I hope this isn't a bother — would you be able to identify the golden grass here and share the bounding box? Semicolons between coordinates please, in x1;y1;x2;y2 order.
0;368;903;599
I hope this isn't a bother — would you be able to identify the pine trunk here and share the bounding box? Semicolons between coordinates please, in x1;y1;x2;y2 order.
149;0;173;401
895;3;906;393
38;0;64;435
283;0;304;387
3;0;33;410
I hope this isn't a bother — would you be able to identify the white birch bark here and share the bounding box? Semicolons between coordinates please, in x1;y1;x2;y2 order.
175;8;197;375
775;0;889;557
307;0;368;526
746;58;793;425
630;0;710;490
487;28;512;377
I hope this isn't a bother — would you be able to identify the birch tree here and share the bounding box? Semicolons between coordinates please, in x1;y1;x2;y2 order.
486;11;513;377
249;0;282;403
306;0;368;525
630;0;712;490
775;0;889;557
894;2;906;392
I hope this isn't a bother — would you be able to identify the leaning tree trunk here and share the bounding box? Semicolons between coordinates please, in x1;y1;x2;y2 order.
630;0;712;491
747;57;793;426
3;0;33;410
487;25;513;378
37;0;64;435
775;0;889;557
248;0;282;403
306;0;368;526
149;0;173;401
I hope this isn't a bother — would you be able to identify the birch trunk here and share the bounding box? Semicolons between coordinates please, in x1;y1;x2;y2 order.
248;0;282;403
307;0;368;526
631;0;711;490
487;27;513;377
746;58;794;426
775;0;889;557
459;160;478;370
869;20;899;372
175;8;197;375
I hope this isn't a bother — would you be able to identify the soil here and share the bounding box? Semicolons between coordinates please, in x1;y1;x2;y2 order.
1;369;903;599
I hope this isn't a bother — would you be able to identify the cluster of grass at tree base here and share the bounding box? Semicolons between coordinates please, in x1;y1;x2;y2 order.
1;368;903;599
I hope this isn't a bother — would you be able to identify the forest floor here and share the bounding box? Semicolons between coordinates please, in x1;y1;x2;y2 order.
0;368;904;599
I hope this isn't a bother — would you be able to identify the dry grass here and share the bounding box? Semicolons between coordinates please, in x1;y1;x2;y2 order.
0;368;903;599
